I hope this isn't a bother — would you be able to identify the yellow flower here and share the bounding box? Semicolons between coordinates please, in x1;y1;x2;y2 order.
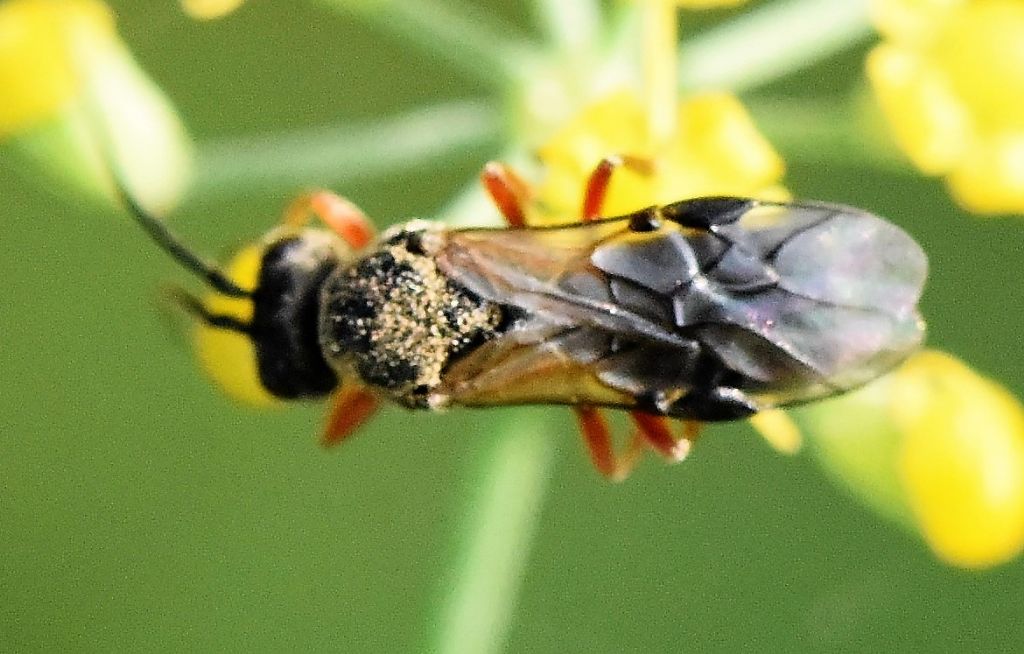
796;350;1024;568
535;90;786;223
636;0;748;8
0;0;113;136
673;0;749;7
867;0;1024;213
0;0;191;214
180;0;246;20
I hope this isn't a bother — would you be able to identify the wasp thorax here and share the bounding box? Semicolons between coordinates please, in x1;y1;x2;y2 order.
318;230;503;406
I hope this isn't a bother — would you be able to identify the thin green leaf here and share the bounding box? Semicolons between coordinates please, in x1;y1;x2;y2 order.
191;100;501;198
314;0;538;88
530;0;602;59
680;0;873;92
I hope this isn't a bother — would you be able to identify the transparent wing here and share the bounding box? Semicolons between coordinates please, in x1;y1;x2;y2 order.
661;200;927;406
433;199;927;416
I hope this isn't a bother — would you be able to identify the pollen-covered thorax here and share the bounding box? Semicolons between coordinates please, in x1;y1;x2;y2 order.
318;223;504;407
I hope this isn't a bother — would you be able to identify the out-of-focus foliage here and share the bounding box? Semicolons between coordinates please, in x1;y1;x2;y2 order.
798;350;1024;568
867;0;1024;213
2;0;1024;651
0;0;191;213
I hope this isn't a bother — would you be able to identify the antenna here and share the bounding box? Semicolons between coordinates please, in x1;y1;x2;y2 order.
84;91;251;299
112;183;251;298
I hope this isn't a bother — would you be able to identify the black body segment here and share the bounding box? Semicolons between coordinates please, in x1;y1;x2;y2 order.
432;198;926;418
251;234;341;399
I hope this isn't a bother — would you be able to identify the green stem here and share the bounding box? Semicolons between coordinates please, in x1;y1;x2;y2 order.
314;0;537;89
190;99;500;198
680;0;874;92
530;0;602;59
433;411;558;654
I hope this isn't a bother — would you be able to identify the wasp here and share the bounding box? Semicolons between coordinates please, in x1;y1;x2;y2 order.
119;158;927;480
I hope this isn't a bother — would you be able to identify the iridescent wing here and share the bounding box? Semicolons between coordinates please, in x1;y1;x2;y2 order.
433;198;927;420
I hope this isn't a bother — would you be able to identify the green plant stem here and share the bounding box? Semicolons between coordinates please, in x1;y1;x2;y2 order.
314;0;536;89
190;100;500;199
680;0;874;92
433;412;558;654
530;0;601;59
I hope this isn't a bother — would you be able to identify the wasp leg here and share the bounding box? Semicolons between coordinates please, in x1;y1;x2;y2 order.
283;190;375;250
581;155;654;222
630;411;692;462
480;161;532;228
682;419;704;445
322;385;380;447
575;407;645;481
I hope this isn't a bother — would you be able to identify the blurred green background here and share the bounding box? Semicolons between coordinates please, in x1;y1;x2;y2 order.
3;1;1024;652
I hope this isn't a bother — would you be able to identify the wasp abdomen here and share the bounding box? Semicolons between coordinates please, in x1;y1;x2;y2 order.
319;232;504;406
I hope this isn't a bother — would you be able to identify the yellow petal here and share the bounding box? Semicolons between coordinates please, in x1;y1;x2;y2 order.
933;1;1024;133
673;0;749;8
866;44;969;175
669;93;784;197
1;0;191;214
945;133;1024;214
868;0;963;44
894;352;1024;568
535;92;656;221
749;409;802;455
0;0;114;136
79;31;193;214
535;92;786;222
180;0;246;20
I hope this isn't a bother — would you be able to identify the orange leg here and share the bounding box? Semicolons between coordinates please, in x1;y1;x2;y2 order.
581;155;654;222
682;419;704;445
284;190;375;250
480;163;638;479
483;159;683;479
480;161;532;228
574;407;645;481
321;385;380;447
630;411;692;462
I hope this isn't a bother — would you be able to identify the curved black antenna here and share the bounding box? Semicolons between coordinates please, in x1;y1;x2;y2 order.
113;184;251;298
164;285;253;333
82;90;251;299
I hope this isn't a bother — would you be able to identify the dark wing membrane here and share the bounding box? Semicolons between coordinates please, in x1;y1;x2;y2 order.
682;200;927;403
433;199;926;415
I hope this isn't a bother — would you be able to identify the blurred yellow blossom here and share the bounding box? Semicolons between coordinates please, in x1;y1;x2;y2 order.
636;0;748;8
180;0;246;20
0;0;113;136
0;0;191;214
673;0;749;7
867;0;1024;213
535;91;787;222
749;410;803;455
797;350;1024;568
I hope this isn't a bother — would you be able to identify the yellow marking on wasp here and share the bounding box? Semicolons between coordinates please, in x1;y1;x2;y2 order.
194;244;280;407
